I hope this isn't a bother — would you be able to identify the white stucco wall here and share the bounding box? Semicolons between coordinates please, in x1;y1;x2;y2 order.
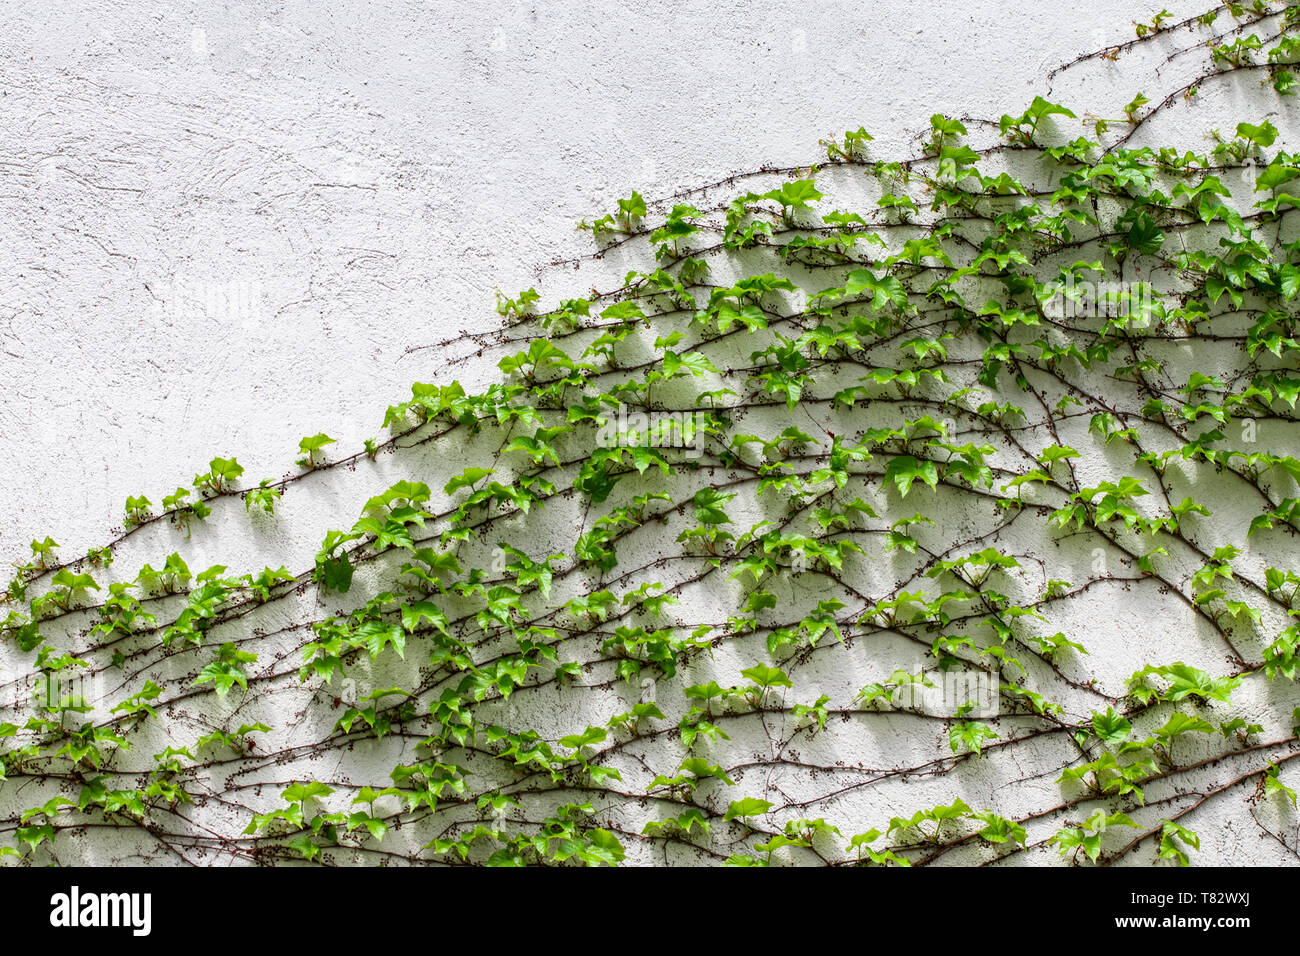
2;0;1297;865
0;0;1257;568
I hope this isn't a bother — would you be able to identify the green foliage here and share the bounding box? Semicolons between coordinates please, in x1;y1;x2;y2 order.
5;11;1298;868
297;433;336;467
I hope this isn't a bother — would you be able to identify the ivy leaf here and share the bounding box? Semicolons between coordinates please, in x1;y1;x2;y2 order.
678;758;735;786
692;487;735;526
298;433;336;456
283;781;334;805
1153;712;1215;742
319;555;353;594
1257;162;1300;192
1157;820;1200;866
1125;213;1165;256
740;663;794;689
845;269;909;311
1263;762;1297;807
723;797;773;821
207;456;244;486
884;455;939;497
559;725;607;750
971;810;1027;845
444;468;495;496
949;720;999;755
1091;707;1132;746
763;178;822;212
1236;120;1278;148
663;350;719;379
1039;444;1080;465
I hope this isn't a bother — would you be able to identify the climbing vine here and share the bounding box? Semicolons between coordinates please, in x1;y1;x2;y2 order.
4;2;1300;867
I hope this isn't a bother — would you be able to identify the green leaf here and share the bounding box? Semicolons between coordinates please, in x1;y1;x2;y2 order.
282;781;334;805
298;433;336;455
884;455;939;497
1236;120;1278;148
692;487;735;526
1125;212;1165;256
764;178;822;212
740;663;794;689
1153;712;1215;742
444;467;495;495
558;725;608;750
1091;707;1132;746
1157;820;1200;866
723;797;773;821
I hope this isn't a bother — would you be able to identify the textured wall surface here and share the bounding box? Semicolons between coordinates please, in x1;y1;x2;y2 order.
1;1;1297;866
0;0;1216;558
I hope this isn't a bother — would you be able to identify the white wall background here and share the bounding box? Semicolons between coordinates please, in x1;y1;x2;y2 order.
0;0;1231;560
2;0;1297;865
